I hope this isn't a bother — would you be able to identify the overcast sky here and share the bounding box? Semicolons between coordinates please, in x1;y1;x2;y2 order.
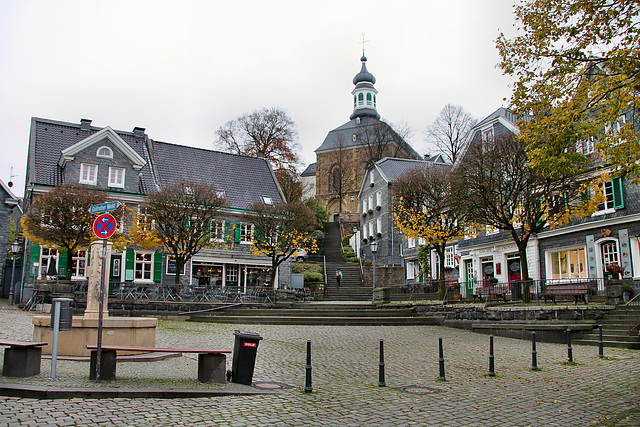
0;0;517;197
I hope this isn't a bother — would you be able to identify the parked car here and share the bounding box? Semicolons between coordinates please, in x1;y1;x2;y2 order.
291;248;308;262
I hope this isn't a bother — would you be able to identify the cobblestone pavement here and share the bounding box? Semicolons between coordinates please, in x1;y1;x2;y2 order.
0;305;638;426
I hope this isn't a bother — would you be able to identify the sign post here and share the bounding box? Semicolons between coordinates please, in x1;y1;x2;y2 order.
92;213;117;382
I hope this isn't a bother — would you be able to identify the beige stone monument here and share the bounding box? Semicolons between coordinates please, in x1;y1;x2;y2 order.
33;238;158;357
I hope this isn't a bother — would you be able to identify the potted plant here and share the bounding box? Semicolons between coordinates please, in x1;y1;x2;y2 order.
368;208;373;214
376;232;382;238
362;212;367;218
362;238;368;243
375;205;381;210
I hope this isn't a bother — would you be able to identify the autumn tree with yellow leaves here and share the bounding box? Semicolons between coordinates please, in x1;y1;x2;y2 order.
244;201;317;293
497;0;640;181
22;185;129;279
394;164;473;298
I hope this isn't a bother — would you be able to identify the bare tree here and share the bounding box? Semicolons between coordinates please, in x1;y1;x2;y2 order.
214;107;302;172
357;119;417;168
425;104;477;164
275;169;302;203
454;134;601;283
325;133;356;214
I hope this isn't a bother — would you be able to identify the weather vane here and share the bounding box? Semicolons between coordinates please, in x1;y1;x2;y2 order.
360;33;369;55
7;166;17;188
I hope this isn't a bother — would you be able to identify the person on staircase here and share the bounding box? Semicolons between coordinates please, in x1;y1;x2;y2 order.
336;269;342;288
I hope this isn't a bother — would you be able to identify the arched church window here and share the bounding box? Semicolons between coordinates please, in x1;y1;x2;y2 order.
366;93;372;105
332;167;341;192
374;95;377;107
354;95;356;108
358;93;364;105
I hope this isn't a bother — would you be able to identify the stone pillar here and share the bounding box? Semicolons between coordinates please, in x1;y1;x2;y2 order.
84;240;112;319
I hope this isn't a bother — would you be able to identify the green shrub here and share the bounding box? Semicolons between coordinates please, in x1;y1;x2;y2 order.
342;234;352;247
305;272;324;282
341;246;355;257
364;259;373;266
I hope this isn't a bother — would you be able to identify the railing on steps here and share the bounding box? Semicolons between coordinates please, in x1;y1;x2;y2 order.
323;255;327;288
625;293;640;336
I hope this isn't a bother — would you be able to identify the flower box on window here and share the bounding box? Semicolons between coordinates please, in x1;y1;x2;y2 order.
375;205;381;211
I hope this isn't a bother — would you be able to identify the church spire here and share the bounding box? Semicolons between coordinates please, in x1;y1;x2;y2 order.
350;49;380;120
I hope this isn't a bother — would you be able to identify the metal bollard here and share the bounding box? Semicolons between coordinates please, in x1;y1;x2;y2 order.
378;339;386;387
566;329;573;363
488;335;495;377
304;340;313;393
438;337;446;381
531;331;538;371
598;325;604;358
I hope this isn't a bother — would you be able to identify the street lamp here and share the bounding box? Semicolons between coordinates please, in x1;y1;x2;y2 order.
8;241;20;305
370;241;378;303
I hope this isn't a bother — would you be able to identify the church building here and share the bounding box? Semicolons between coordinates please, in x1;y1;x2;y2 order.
310;53;422;224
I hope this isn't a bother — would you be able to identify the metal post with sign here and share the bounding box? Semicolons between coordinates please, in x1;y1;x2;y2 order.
90;204;119;382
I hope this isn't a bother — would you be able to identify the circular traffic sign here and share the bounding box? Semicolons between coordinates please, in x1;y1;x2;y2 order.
93;214;117;239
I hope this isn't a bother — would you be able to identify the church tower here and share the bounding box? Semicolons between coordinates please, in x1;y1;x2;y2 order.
312;52;422;223
350;55;380;120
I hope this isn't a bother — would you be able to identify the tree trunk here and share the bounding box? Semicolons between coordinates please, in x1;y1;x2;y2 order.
512;231;531;303
436;244;446;299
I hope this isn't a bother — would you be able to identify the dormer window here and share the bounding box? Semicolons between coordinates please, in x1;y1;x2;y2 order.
97;146;113;158
216;190;226;199
261;196;273;205
79;163;98;185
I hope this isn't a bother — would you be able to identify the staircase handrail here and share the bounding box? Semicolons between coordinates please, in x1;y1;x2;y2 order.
625;292;640;336
323;255;327;287
358;256;364;283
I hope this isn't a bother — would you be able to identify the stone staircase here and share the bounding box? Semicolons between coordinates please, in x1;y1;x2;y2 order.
320;222;371;301
573;305;640;349
187;302;440;326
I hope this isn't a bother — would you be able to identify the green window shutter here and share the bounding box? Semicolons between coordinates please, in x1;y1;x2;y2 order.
58;250;68;277
254;227;265;245
125;251;135;281
581;188;591;203
234;222;241;243
30;245;40;277
224;221;233;243
612;177;624;209
153;253;163;283
87;250;90;267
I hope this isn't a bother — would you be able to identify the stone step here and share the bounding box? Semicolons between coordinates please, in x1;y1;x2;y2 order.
581;334;640;342
213;308;416;317
188;315;440;326
572;339;640;349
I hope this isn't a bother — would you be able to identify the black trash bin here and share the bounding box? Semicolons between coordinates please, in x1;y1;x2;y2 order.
231;330;263;385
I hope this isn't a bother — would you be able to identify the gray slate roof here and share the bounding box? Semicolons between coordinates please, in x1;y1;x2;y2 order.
315;116;422;159
375;158;431;183
27;117;283;210
301;163;316;176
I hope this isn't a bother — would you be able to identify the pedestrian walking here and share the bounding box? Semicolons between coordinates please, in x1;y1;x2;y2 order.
336;269;342;287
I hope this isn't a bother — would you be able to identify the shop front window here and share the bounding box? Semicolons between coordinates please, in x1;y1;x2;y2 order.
135;253;152;280
549;248;586;280
246;267;270;288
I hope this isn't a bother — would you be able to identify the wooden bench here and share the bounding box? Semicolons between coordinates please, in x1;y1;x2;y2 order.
543;283;589;304
0;340;48;377
473;285;509;302
86;345;231;383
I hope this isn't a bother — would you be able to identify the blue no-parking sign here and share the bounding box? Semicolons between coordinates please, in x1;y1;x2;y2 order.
93;214;117;239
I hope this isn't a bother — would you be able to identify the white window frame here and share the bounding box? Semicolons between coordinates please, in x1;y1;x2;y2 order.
80;163;98;185
108;167;125;188
96;146;113;158
368;195;373;210
166;255;186;275
444;246;455;268
595;180;615;214
210;219;225;243
407;261;416;280
261;195;273;205
408;237;416;249
376;218;382;235
369;171;375;186
240;223;253;244
546;247;587;281
71;249;87;278
376;191;381;207
134;252;153;282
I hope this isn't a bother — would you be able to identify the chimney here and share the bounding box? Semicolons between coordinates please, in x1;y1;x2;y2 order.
80;118;92;131
133;127;146;138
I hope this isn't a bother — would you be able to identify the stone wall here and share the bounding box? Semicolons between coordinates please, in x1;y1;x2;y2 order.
363;266;403;287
